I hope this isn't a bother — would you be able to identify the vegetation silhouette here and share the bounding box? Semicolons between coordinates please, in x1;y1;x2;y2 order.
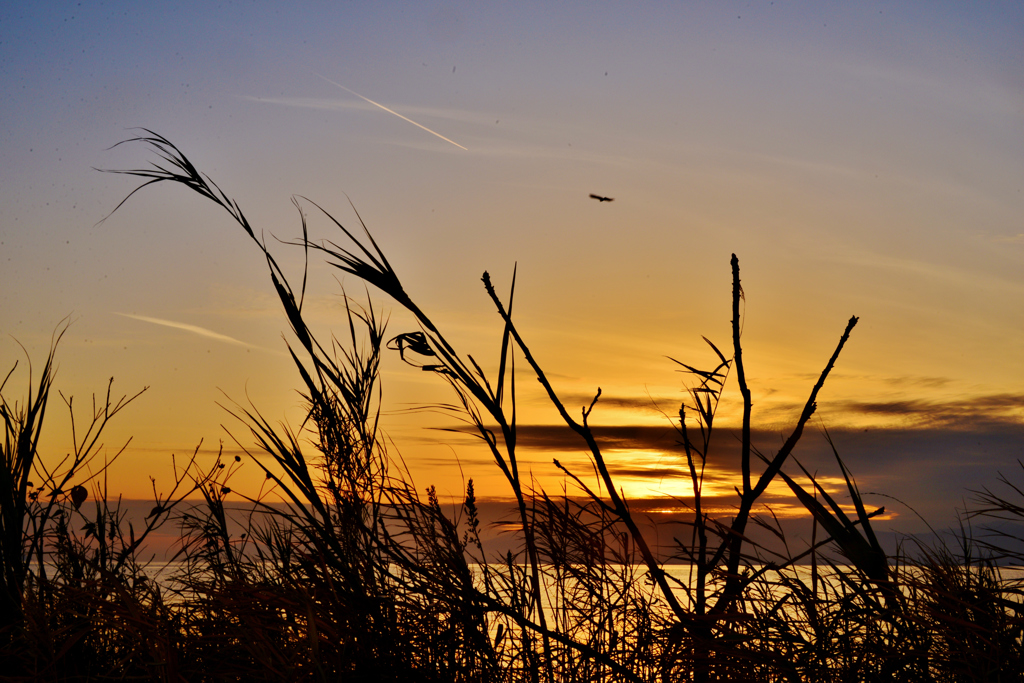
1;130;1022;680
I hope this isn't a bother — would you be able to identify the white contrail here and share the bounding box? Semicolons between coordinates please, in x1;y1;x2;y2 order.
117;313;250;347
313;72;468;151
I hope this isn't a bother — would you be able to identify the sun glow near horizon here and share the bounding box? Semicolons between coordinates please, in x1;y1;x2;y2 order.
1;1;1022;532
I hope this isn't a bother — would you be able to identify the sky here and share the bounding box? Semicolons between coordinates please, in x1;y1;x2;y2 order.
1;1;1023;540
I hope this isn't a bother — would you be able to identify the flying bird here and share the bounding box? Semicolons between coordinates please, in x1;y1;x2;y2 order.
589;194;614;202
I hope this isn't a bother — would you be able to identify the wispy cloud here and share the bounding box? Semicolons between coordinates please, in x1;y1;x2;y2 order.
241;94;492;127
559;392;682;414
312;73;467;150
116;313;253;347
240;95;362;112
880;375;953;390
829;393;1024;430
399;417;1024;532
510;424;681;452
241;91;643;165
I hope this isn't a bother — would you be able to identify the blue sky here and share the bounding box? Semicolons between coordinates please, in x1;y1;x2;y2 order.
1;1;1022;533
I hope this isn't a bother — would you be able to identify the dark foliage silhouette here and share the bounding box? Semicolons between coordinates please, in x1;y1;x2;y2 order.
1;131;1021;680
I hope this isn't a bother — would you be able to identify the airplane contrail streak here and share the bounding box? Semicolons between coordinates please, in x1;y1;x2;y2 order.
117;313;251;347
313;72;468;151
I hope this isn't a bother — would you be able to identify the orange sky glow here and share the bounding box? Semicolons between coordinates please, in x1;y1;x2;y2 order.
2;2;1022;543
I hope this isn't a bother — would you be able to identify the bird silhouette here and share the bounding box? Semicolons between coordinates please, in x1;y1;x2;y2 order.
589;193;614;202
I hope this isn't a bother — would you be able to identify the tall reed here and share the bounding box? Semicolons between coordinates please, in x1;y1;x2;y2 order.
2;130;1020;680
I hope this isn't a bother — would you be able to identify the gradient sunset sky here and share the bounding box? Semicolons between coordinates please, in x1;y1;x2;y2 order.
2;1;1022;534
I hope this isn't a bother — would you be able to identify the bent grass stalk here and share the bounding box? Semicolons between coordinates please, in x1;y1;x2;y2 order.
2;130;1021;680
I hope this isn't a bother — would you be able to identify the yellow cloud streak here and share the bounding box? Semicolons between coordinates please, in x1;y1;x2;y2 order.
116;313;252;347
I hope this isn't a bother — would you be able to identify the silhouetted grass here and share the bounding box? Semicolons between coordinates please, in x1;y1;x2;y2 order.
1;130;1022;680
